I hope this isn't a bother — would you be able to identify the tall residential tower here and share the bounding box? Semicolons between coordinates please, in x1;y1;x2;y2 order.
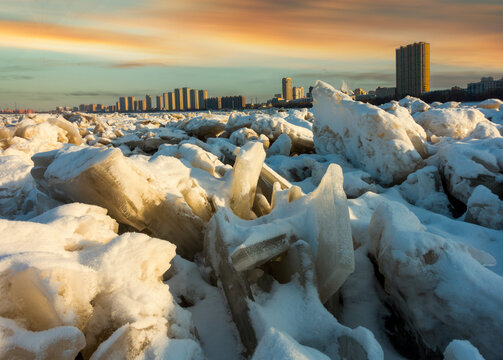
182;87;191;110
198;90;208;110
396;42;430;98
119;97;127;112
146;94;152;111
282;77;293;101
127;96;135;112
175;89;183;111
190;89;200;110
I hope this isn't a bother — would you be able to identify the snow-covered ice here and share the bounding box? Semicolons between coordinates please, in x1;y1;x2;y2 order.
312;81;427;185
0;82;502;359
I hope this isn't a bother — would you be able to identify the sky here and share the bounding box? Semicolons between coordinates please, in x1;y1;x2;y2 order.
0;0;502;110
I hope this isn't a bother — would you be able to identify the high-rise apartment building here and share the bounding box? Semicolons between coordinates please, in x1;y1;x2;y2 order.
282;77;293;101
183;87;191;110
162;92;175;111
198;90;208;110
134;99;146;112
293;86;305;99
396;42;430;97
119;97;127;112
128;96;135;112
221;96;245;109
190;89;200;110
167;92;175;111
206;97;221;110
156;96;162;111
175;89;183;111
162;93;169;111
146;95;152;111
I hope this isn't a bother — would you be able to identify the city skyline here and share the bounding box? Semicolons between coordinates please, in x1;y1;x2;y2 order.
0;0;502;109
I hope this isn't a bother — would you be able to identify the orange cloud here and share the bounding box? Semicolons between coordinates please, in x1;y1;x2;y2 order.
2;0;503;70
82;0;501;69
160;0;503;67
0;19;179;60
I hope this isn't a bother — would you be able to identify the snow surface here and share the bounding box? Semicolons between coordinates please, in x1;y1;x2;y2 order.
0;83;502;359
312;80;428;185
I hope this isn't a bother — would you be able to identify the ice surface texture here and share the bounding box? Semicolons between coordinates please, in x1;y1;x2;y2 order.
0;203;201;359
369;202;502;359
31;146;210;258
312;80;427;185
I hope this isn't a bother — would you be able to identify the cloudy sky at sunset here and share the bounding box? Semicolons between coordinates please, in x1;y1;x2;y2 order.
1;0;502;109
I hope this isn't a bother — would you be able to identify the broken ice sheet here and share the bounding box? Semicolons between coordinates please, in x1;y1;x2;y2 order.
368;201;502;359
208;162;355;318
309;164;354;302
205;206;378;359
32;145;210;258
230;141;266;220
248;238;382;360
312;80;427;185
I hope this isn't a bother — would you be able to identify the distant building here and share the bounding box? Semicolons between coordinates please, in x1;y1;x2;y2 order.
307;86;314;98
138;99;147;111
79;104;87;112
221;95;245;109
206;97;221;110
162;93;168;110
128;96;135;112
199;90;208;110
375;87;396;98
156;96;162;111
282;77;293;101
146;95;152;111
293;86;305;99
353;88;367;96
87;104;97;112
190;89;200;110
162;93;170;111
97;104;104;112
269;94;284;105
396;42;430;97
175;88;183;111
182;87;191;110
167;92;176;111
467;76;503;96
119;97;127;112
0;109;34;114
